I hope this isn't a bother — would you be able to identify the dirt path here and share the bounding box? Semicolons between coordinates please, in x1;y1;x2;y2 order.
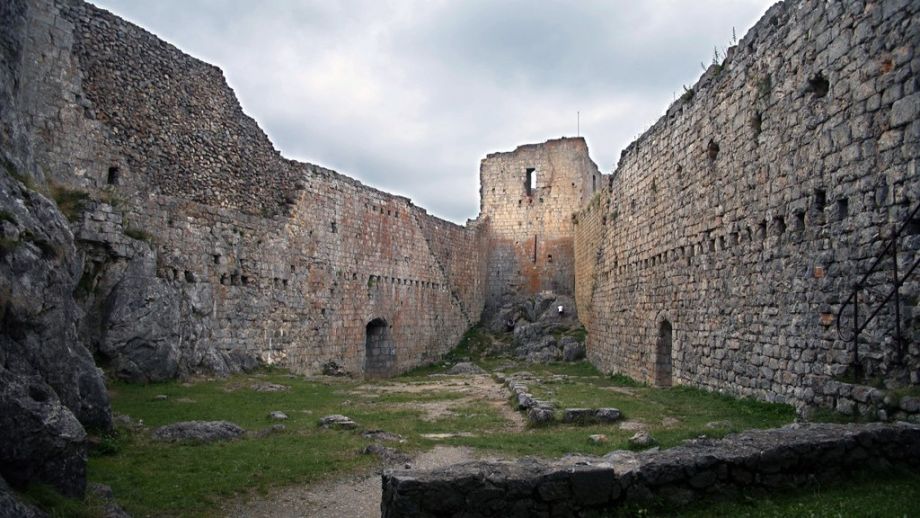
224;373;519;517
224;445;480;518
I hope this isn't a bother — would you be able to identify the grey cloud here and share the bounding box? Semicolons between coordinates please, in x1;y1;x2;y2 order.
91;0;773;222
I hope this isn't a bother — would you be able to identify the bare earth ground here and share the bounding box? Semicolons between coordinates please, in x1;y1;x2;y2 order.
223;373;520;518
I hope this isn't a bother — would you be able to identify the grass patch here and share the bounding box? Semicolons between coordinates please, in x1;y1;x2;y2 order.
50;184;90;222
670;466;920;518
0;210;16;225
19;483;107;518
2;156;36;189
123;227;153;242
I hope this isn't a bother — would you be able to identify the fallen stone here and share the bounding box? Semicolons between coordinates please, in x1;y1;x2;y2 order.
268;411;288;421
0;368;87;498
588;434;608;444
319;414;357;430
447;362;486;375
629;431;657;448
321;360;349;377
562;339;586;362
527;406;555;426
900;396;920;413
563;408;595;423
153;394;168;401
0;476;46;518
151;421;245;443
595;408;621;423
363;429;406;443
250;382;289;393
361;444;411;464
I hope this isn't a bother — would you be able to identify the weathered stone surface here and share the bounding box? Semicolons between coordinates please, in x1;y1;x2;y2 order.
383;423;920;516
0;368;87;498
527;406;555;426
561;338;585;362
629;431;657;448
575;0;920;411
0;174;110;430
319;414;358;430
594;408;622;423
0;476;46;518
151;421;245;443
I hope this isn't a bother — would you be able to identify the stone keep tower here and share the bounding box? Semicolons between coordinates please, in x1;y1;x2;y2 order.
480;137;602;313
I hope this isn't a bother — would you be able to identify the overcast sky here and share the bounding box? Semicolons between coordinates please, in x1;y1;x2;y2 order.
91;0;775;223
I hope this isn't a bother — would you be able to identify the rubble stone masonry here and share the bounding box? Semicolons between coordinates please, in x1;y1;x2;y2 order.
576;0;920;410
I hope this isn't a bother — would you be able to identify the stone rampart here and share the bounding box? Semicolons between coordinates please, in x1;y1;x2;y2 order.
575;0;920;409
381;422;920;517
4;0;489;378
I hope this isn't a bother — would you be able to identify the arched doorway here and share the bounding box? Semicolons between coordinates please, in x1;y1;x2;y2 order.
364;318;395;377
655;319;673;387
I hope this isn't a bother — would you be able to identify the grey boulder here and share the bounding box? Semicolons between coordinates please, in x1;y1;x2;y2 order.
152;421;245;443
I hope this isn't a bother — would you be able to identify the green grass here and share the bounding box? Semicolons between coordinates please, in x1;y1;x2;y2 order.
123;227;153;242
87;371;518;517
50;184;90;222
32;352;902;517
19;484;108;518
665;466;920;518
0;210;16;225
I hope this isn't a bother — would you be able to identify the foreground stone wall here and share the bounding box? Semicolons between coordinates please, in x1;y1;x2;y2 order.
382;422;920;517
4;0;489;378
480;138;602;313
576;0;920;408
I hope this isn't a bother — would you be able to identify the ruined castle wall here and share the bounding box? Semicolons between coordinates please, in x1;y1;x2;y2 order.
576;0;920;408
480;137;602;313
573;186;610;330
412;210;490;325
7;0;487;378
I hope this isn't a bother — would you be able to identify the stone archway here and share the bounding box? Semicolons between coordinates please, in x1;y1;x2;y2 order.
655;316;673;387
364;318;395;377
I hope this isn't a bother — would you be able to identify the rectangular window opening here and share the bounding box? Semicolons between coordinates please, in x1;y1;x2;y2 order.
525;168;536;196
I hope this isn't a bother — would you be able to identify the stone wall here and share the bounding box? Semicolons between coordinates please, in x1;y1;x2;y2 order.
381;422;920;517
575;0;920;409
4;0;489;378
480;137;602;314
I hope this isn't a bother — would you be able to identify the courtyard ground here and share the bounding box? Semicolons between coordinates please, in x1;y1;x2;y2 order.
25;354;920;517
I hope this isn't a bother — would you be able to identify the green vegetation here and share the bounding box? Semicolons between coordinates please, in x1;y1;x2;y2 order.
123;226;153;243
0;210;16;225
50;184;90;222
2;156;36;189
20;484;108;518
15;335;912;517
654;466;920;518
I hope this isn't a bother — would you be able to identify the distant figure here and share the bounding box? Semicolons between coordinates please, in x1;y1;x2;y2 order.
557;305;564;316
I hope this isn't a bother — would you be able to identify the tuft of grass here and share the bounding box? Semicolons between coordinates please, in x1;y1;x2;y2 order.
680;85;695;102
20;483;107;518
2;157;36;190
672;466;920;518
123;227;153;243
0;210;16;225
0;237;20;254
50;184;90;222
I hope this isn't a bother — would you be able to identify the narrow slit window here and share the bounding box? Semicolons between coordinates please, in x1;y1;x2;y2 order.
525;168;536;196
